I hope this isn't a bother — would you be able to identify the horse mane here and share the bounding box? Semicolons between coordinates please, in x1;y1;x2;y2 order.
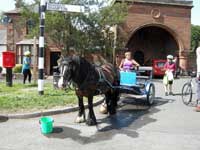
70;55;97;86
92;54;108;66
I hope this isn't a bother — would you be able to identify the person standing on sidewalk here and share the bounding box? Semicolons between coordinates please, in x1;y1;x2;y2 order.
22;51;32;84
196;43;200;111
163;55;176;96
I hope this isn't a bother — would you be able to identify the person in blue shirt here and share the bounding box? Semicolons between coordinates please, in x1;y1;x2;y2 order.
22;51;32;84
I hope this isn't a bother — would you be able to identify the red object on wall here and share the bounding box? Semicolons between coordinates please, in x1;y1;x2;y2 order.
2;51;16;68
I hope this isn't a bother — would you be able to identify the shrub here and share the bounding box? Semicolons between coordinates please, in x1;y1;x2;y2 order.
13;64;23;73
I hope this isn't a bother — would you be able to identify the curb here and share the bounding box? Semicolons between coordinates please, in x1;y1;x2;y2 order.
1;99;104;119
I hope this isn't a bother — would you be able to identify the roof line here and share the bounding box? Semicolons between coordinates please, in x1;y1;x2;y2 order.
116;0;193;7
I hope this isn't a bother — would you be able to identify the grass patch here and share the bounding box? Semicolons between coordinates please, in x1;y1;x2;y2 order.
0;83;78;113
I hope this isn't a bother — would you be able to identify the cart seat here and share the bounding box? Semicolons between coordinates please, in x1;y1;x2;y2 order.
120;71;136;86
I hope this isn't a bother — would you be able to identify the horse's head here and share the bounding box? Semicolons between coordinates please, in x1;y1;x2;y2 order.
58;57;74;89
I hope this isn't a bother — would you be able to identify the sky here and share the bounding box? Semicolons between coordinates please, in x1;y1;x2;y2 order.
0;0;199;25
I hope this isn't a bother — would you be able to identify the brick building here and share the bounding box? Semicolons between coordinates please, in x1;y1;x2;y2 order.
1;9;38;71
117;0;193;71
0;24;7;72
2;8;63;75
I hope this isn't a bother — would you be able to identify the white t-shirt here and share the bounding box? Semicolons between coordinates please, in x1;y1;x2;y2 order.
196;47;200;75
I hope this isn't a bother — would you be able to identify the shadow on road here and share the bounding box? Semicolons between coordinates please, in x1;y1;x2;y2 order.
0;116;9;123
172;93;182;96
45;95;174;144
45;126;91;144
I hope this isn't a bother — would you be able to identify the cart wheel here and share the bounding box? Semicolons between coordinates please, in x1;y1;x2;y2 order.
146;83;155;105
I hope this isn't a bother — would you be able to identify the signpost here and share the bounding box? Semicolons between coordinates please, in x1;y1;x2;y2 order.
38;0;85;95
46;3;85;13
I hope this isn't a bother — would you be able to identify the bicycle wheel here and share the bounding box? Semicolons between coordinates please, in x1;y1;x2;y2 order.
181;82;193;105
146;83;155;106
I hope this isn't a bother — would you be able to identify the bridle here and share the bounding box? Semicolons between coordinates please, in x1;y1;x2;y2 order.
59;61;74;90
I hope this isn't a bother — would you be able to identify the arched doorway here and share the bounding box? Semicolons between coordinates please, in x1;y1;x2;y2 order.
133;51;144;66
126;26;179;65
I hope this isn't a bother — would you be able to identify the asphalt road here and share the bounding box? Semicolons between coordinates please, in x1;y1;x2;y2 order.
0;77;200;150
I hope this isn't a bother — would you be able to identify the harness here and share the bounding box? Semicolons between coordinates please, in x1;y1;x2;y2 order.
76;65;115;94
96;67;114;88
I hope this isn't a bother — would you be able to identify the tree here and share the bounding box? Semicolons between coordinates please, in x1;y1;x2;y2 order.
20;0;128;58
191;25;200;51
14;0;25;8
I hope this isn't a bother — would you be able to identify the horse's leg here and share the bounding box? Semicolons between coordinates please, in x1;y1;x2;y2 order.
86;95;97;126
110;80;120;114
105;91;112;114
105;90;117;115
110;89;118;115
114;88;120;107
75;95;86;123
113;82;120;108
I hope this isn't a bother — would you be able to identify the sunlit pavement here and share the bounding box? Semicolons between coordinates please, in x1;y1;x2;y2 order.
1;77;200;150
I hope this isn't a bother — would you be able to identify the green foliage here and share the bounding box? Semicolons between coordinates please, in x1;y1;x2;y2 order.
20;2;40;38
191;25;200;51
13;64;23;73
20;0;128;58
99;2;128;27
14;0;25;8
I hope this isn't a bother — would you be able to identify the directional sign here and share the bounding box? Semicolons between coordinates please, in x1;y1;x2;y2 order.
46;3;85;13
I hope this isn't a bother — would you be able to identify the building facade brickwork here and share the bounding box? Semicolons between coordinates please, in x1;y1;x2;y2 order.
117;0;192;71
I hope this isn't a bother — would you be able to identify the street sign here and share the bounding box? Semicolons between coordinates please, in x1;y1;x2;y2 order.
46;3;85;13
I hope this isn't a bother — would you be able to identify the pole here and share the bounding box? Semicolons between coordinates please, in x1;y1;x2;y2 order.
113;25;117;66
38;0;46;95
33;36;37;84
6;68;12;87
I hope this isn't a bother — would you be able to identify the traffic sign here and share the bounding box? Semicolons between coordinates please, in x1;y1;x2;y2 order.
46;3;85;13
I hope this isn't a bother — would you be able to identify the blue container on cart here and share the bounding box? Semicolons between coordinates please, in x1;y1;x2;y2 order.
120;71;136;86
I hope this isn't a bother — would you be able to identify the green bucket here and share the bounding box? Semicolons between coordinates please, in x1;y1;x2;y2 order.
39;116;54;134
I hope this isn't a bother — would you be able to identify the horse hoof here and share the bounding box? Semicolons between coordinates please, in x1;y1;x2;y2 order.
99;104;108;114
109;109;116;115
86;119;97;126
75;116;85;123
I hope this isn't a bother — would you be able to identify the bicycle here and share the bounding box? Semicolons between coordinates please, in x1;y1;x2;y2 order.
181;71;197;106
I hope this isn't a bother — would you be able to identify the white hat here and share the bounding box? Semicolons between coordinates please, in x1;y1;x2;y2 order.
167;55;173;59
24;51;31;56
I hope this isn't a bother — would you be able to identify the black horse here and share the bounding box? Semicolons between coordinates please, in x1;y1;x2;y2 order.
58;55;120;126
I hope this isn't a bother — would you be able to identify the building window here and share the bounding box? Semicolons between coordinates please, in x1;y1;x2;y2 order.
26;19;35;35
